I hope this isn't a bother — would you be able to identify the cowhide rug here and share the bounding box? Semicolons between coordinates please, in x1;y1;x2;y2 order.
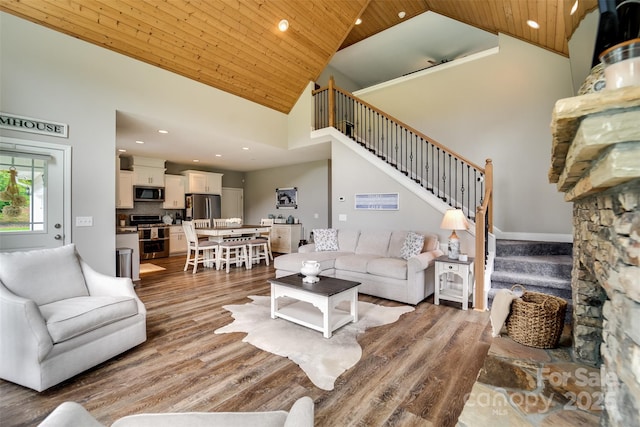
214;295;414;390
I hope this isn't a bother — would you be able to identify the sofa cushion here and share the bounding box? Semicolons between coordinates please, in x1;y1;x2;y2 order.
273;251;344;273
334;254;379;274
400;232;425;260
387;231;409;258
313;229;339;251
0;244;89;306
354;230;392;256
337;229;360;252
40;296;139;343
422;233;439;252
367;258;407;280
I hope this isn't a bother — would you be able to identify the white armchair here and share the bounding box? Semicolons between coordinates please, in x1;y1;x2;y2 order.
0;244;146;391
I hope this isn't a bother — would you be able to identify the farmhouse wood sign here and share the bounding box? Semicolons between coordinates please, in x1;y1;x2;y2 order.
0;112;68;138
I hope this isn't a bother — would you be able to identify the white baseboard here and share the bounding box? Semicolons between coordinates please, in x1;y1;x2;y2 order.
495;231;572;243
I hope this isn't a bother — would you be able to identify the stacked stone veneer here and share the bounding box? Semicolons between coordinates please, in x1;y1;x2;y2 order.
549;87;640;427
572;180;640;425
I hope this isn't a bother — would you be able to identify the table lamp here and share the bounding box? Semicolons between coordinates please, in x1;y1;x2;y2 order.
440;209;469;260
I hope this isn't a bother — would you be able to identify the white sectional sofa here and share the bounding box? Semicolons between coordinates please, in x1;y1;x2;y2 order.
274;229;443;305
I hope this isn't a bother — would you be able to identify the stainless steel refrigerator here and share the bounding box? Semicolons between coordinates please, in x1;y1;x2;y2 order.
185;194;221;221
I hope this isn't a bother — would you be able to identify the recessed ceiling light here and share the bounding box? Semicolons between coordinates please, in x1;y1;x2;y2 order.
215;154;222;157
398;11;406;19
193;159;199;162
242;147;249;151
527;20;540;29
135;140;145;144
570;0;579;15
158;129;168;134
118;149;127;152
278;19;289;32
355;18;362;25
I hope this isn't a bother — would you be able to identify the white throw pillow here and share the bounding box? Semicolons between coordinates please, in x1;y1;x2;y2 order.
400;232;425;260
313;229;339;251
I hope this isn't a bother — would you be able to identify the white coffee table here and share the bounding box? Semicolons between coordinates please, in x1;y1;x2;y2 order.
268;274;360;338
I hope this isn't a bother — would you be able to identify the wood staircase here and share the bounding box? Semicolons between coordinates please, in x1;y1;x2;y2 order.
313;77;493;310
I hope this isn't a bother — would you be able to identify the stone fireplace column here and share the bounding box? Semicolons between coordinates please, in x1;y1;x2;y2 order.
549;87;640;427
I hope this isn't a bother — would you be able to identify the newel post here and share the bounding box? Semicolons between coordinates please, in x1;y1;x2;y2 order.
328;76;335;128
474;206;486;311
485;158;493;232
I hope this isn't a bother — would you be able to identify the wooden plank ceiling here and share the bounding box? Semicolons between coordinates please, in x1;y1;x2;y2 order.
1;0;596;114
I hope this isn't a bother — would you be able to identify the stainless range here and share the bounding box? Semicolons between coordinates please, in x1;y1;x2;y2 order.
130;214;170;260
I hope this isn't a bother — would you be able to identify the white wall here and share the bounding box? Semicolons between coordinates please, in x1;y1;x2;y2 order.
244;160;330;242
353;34;575;238
0;13;287;273
330;140;475;254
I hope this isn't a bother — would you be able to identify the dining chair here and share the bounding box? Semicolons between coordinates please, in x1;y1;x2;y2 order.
258;218;274;260
213;218;228;228
182;221;218;274
193;218;211;228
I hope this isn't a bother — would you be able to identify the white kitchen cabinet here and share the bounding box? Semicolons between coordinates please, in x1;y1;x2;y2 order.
163;175;185;209
133;165;165;187
181;170;223;194
270;224;302;254
169;225;188;255
116;170;134;208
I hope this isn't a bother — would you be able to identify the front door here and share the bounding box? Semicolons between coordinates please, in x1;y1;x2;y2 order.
0;137;71;251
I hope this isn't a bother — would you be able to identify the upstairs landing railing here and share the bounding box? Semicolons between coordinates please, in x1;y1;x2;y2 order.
313;77;493;310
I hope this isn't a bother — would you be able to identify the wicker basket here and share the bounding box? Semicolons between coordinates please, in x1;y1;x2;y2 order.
506;285;567;349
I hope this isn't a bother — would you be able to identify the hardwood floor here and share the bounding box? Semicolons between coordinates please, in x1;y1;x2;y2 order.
0;255;492;426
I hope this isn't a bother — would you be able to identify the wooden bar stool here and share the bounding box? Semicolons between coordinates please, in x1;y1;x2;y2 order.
217;239;249;273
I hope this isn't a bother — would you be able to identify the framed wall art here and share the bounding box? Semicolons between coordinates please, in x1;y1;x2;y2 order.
354;192;399;210
276;187;297;209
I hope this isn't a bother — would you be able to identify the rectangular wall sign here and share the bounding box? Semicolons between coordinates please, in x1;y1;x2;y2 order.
354;193;399;210
0;112;68;138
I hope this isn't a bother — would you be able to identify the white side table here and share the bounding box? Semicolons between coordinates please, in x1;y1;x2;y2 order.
434;255;475;310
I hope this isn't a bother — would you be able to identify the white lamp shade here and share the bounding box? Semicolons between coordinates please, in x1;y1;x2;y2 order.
440;209;469;230
440;209;468;259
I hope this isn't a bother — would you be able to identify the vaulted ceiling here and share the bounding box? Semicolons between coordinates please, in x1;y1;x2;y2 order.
1;0;597;114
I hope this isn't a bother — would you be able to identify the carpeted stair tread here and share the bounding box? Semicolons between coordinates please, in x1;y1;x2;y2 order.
491;240;573;322
491;270;571;291
496;240;572;257
494;255;572;277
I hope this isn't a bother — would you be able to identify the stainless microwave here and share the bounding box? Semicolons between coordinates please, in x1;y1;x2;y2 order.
133;186;165;201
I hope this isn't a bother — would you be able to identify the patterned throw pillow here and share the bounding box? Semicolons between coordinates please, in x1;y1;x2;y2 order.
400;232;425;260
313;228;339;251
